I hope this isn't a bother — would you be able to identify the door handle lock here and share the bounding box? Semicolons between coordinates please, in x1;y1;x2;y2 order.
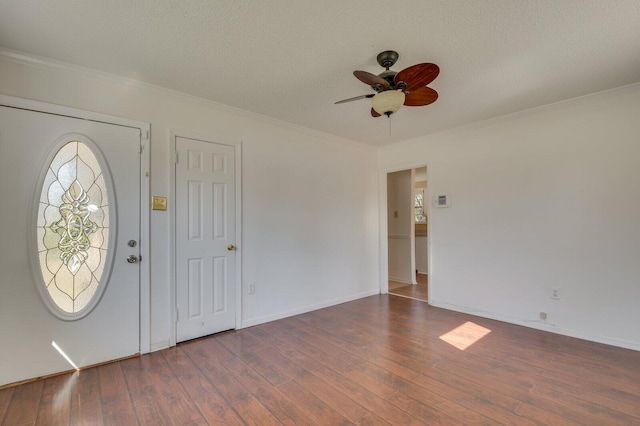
127;255;140;263
227;244;236;251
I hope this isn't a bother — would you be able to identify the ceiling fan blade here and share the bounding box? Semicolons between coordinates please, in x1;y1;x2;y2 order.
354;70;390;88
395;63;439;90
371;108;381;117
334;94;375;104
404;86;438;106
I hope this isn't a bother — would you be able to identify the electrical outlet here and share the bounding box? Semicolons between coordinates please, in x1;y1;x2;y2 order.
248;282;256;294
551;287;560;300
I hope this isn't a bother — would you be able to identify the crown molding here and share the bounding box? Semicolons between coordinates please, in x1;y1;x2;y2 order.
0;48;373;151
383;80;640;151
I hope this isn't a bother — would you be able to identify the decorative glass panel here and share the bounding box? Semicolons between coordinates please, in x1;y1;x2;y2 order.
36;141;109;315
415;191;426;223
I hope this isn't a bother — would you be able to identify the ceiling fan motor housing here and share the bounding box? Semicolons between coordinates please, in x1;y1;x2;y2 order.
377;70;398;89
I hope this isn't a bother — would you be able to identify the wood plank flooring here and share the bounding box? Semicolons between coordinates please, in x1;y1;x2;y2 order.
389;273;428;301
2;294;640;425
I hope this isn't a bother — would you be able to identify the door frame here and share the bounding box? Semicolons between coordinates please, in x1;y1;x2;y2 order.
0;94;152;354
169;130;243;347
379;163;431;299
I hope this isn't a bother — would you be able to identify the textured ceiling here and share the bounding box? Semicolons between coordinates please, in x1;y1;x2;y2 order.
1;1;640;146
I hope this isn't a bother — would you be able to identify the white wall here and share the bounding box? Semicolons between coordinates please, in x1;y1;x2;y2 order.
387;170;412;283
0;53;380;353
415;235;428;274
379;84;640;350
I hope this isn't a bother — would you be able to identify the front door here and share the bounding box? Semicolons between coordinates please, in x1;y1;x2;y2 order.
175;136;237;342
0;103;142;386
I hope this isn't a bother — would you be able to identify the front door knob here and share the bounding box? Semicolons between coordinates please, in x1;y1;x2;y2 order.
227;244;236;251
127;255;139;263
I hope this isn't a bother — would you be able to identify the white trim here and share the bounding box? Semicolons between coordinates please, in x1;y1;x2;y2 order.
0;93;148;131
428;300;640;352
410;168;417;285
380;164;432;296
168;132;177;347
378;171;388;295
388;278;412;285
425;165;432;302
139;125;151;354
0;94;151;354
234;142;243;330
169;130;243;347
0;48;373;151
381;81;640;151
388;293;427;303
150;339;171;352
3;48;639;151
242;289;380;328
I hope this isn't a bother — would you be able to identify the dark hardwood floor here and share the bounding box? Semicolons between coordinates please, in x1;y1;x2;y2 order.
389;273;428;301
2;294;640;425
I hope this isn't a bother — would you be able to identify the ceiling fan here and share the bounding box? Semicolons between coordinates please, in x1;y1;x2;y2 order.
335;50;439;117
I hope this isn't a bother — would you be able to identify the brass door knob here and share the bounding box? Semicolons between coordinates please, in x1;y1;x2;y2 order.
227;244;236;251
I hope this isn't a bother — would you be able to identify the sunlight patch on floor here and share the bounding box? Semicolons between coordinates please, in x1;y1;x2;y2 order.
439;321;491;351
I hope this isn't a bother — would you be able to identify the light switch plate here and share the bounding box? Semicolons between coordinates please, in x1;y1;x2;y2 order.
152;196;167;211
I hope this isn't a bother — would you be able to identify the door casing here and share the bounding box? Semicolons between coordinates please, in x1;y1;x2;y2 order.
379;164;431;300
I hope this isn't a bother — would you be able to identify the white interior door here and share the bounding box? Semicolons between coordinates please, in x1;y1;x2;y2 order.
0;105;141;386
175;136;236;342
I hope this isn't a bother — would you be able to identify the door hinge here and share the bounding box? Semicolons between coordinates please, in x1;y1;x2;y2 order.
175;308;179;322
137;129;148;154
173;151;178;164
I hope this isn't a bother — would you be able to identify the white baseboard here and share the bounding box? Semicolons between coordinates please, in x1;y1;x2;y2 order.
241;289;380;328
150;340;171;352
388;276;412;284
428;300;640;352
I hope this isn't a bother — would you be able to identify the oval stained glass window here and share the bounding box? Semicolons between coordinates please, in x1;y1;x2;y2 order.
36;140;111;317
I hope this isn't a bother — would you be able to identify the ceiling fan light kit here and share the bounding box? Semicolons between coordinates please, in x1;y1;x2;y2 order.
335;50;439;118
372;90;405;116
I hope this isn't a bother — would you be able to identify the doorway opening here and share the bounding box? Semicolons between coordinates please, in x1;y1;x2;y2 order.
387;166;428;302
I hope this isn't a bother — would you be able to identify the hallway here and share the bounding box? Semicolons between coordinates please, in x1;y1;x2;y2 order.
388;273;428;301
